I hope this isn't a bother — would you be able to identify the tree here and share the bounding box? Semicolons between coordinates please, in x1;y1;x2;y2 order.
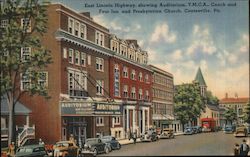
223;108;237;125
0;0;52;145
243;102;250;124
206;90;219;106
174;82;205;130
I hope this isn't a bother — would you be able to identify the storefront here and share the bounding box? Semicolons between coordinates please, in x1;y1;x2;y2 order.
60;100;122;146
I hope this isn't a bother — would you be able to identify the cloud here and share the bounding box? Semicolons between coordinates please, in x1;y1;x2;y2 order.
150;22;177;43
92;14;109;28
187;25;217;55
170;49;183;61
239;34;249;53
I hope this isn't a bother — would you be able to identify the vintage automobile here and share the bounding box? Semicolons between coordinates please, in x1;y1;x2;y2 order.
53;141;79;157
140;130;159;142
101;136;121;151
192;126;202;134
184;127;194;135
234;126;248;137
15;144;49;157
159;128;175;139
224;125;234;134
81;138;110;157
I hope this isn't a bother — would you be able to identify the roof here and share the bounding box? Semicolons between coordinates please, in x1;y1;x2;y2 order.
206;104;220;111
194;67;206;86
1;96;31;115
219;97;249;104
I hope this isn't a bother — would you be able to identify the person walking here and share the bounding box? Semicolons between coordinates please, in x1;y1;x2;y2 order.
7;142;15;157
240;139;249;156
39;138;45;145
132;132;137;144
234;143;240;156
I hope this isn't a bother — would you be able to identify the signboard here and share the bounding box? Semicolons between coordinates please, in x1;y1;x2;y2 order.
61;102;94;116
93;103;122;115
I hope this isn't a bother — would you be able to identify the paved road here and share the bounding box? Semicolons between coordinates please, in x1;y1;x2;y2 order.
99;132;250;156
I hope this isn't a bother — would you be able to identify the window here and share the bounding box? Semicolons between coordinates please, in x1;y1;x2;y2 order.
123;85;128;98
114;64;120;97
145;90;149;100
68;17;74;34
120;45;127;56
75;50;79;65
131;87;136;99
21;18;31;32
69;49;74;63
87;55;91;65
80;52;86;66
38;72;48;88
139;89;143;100
63;48;67;59
123;66;128;78
68;68;87;98
96;80;104;95
111;40;119;52
21;72;30;91
145;74;149;83
96;117;104;126
95;31;104;46
21;47;31;62
74;21;80;36
1;19;8;28
139;72;143;82
21;71;48;91
114;116;120;125
80;23;86;39
96;57;104;71
131;69;136;80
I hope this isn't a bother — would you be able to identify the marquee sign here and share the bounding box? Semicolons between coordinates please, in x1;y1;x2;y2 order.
93;103;122;115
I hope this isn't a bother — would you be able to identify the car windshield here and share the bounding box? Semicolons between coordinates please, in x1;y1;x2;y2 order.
102;137;111;141
56;142;69;147
86;139;98;145
17;148;33;153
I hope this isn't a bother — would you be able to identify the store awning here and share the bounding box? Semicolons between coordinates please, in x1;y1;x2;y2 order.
1;96;31;115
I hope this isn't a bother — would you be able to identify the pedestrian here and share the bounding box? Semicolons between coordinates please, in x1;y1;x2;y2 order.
7;142;15;157
234;143;240;156
240;139;249;156
128;128;131;140
133;132;137;144
39;138;45;145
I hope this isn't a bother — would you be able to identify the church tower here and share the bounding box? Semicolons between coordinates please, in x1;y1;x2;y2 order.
194;67;207;97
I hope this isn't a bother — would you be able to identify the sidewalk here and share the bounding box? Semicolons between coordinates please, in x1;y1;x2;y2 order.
118;132;184;145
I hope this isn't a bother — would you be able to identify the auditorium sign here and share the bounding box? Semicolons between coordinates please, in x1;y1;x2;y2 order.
93;103;122;115
61;102;94;116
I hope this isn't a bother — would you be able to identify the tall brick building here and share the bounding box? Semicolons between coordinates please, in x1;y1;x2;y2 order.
5;3;154;146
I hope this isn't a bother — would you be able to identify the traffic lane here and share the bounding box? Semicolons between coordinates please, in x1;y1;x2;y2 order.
99;132;248;156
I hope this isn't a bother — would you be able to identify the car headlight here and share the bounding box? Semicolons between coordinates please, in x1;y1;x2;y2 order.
84;144;88;149
59;152;63;156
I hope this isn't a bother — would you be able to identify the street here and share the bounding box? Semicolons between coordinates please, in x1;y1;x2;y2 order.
99;132;250;156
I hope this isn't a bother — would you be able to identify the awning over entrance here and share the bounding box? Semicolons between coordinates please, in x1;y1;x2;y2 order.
1;97;31;115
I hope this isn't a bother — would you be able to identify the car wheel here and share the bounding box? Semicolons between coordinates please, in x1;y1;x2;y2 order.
117;144;121;150
93;148;97;156
105;146;109;154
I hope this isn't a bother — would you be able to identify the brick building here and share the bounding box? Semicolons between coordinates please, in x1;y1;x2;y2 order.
149;65;174;130
7;3;154;146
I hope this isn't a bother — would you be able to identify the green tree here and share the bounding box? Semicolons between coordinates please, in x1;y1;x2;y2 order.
0;0;52;145
206;90;219;106
243;102;250;124
223;108;237;125
174;82;205;130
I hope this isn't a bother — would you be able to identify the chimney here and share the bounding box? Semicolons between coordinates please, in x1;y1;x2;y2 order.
235;93;238;99
225;93;228;98
80;12;93;20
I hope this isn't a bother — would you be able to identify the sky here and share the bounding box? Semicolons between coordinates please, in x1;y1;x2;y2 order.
52;0;249;99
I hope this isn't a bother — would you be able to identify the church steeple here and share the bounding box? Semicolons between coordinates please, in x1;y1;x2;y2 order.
194;67;207;97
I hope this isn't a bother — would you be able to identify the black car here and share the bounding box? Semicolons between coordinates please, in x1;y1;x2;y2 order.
81;138;110;157
101;136;121;151
15;144;49;157
192;126;202;134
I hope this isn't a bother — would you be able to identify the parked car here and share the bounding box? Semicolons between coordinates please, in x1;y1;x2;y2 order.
53;141;79;157
159;128;175;139
15;144;49;157
101;136;121;151
140;130;159;142
234;126;248;137
192;126;202;134
184;127;194;135
224;125;234;134
81;138;110;157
